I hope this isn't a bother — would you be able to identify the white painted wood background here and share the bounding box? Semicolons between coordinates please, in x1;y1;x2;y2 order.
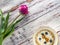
0;0;60;45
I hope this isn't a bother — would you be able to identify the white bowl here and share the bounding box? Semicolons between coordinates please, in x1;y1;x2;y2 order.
33;26;58;45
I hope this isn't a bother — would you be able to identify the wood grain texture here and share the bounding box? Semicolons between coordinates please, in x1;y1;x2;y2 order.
1;0;60;45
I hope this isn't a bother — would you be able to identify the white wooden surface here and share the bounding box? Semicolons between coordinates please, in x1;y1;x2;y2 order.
0;0;60;45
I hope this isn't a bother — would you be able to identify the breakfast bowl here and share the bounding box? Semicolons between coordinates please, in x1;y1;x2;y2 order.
33;26;58;45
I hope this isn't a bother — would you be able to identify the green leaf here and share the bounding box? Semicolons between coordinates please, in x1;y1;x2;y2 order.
3;25;14;39
0;10;5;34
0;16;1;28
0;10;3;28
0;28;4;35
0;10;5;28
4;12;9;30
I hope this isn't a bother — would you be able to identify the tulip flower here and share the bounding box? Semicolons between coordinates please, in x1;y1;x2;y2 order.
10;5;29;24
0;5;28;45
19;5;28;15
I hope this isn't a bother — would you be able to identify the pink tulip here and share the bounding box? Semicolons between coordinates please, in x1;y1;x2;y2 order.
19;5;29;15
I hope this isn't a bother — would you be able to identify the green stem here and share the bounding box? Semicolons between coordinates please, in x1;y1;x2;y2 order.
9;13;23;25
0;35;3;45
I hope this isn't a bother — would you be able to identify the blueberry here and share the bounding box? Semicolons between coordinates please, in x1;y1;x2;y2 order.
50;39;52;43
45;32;48;35
44;41;46;44
39;38;41;40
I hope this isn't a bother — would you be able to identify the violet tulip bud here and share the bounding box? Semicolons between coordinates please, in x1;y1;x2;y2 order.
19;5;29;15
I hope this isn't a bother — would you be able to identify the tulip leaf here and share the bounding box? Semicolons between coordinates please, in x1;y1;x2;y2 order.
3;25;14;39
0;10;5;34
4;12;9;30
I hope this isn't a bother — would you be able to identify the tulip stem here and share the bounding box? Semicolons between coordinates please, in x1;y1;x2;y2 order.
0;35;3;45
9;13;24;26
10;14;21;25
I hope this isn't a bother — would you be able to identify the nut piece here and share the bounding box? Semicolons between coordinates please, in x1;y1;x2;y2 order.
26;0;32;2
